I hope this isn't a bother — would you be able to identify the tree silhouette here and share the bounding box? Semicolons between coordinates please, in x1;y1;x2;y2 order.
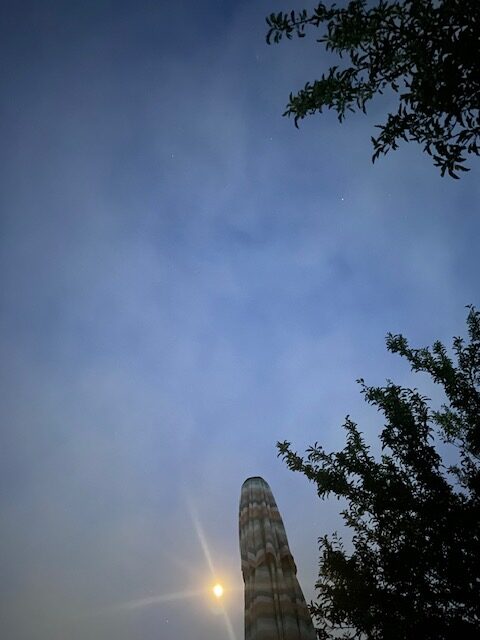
279;306;480;638
266;1;480;178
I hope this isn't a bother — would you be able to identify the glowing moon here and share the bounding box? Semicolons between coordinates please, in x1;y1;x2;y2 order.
212;583;224;598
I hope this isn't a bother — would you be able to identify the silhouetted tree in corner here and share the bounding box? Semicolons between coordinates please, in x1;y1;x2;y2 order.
279;306;480;638
266;1;480;177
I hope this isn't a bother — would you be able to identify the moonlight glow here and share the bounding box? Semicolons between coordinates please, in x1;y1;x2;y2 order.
213;583;224;598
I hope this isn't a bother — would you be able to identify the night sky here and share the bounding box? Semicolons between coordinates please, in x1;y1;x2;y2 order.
1;1;479;639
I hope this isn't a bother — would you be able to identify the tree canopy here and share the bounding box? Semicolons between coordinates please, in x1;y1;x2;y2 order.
266;1;480;178
278;305;480;639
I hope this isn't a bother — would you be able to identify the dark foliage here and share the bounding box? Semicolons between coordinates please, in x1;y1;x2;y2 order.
278;306;480;638
266;1;480;177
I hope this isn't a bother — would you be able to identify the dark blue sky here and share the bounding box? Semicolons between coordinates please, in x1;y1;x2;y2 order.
1;1;479;639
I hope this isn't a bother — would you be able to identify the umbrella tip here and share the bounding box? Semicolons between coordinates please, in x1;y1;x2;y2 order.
242;476;268;486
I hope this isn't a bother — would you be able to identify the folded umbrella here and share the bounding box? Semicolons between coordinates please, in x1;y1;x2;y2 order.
239;476;317;640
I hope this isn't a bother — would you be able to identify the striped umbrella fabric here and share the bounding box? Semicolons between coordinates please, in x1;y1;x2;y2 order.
239;476;317;640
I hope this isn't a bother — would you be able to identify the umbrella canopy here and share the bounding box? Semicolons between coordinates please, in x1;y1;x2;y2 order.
239;476;317;640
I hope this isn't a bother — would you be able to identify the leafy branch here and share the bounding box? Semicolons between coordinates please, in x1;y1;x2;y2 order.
266;1;480;177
